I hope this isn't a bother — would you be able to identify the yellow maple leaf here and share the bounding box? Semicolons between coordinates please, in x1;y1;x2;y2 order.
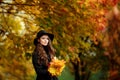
48;58;66;76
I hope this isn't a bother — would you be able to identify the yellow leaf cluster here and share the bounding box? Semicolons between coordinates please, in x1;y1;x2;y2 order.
48;58;65;76
15;0;26;4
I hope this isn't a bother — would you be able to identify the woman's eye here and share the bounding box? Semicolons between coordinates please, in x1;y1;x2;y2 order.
41;37;49;40
42;38;45;39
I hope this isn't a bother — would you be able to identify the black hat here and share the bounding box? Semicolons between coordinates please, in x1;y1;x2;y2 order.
34;30;54;46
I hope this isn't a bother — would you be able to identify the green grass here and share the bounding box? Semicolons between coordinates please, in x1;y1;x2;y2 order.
58;67;74;80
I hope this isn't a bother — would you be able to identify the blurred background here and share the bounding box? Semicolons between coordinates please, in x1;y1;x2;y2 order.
0;0;120;80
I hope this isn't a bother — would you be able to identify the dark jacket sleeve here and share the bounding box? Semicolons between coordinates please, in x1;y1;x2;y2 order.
32;52;49;75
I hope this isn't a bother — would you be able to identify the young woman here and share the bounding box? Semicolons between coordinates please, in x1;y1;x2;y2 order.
32;30;58;80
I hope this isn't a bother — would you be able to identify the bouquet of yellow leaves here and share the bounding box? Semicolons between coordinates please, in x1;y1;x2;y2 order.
48;57;66;76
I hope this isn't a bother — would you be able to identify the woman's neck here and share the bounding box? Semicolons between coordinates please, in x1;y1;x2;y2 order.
43;45;49;54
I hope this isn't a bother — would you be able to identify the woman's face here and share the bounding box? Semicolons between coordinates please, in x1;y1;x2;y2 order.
38;35;49;46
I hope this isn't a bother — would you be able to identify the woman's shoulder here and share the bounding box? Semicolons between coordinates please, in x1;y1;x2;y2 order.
32;49;39;56
32;50;43;58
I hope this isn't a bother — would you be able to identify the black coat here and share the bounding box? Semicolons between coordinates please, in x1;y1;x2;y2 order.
32;47;58;80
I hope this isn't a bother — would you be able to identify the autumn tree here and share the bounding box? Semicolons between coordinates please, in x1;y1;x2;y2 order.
102;4;120;80
0;0;119;80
